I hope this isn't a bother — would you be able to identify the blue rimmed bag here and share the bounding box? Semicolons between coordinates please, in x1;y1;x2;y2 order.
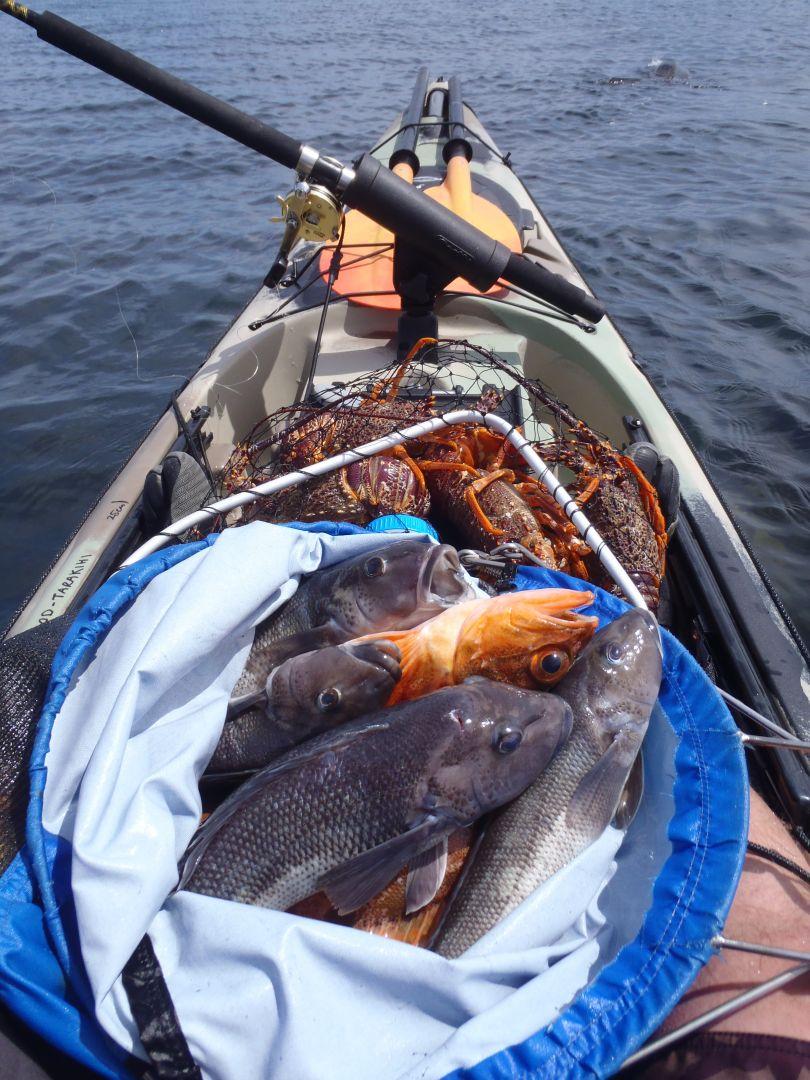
0;522;748;1078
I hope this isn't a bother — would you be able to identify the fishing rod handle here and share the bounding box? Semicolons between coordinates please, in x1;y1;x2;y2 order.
17;7;304;171
346;155;606;322
503;253;605;324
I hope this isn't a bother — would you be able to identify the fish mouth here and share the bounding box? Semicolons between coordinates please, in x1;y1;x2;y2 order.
419;544;472;607
523;700;573;758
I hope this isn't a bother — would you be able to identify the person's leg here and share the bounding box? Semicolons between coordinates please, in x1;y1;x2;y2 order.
659;788;809;1039
624;790;810;1078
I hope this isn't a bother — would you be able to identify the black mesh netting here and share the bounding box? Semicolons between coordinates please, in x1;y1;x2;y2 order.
0;616;70;874
218;339;667;608
221;339;581;492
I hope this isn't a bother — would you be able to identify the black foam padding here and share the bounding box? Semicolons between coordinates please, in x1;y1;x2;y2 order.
142;452;213;535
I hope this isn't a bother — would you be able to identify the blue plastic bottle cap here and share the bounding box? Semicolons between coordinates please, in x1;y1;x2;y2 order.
367;514;439;541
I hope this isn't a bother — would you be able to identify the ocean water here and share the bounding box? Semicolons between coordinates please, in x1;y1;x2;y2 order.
1;0;808;642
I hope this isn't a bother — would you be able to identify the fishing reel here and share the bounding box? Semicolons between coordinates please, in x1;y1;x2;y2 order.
264;178;344;289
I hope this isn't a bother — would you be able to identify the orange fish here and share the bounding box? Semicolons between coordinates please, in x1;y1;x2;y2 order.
356;588;598;704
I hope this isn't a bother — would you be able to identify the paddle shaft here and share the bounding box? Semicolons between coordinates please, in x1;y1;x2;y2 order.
1;3;605;322
389;66;429;175
443;75;472;163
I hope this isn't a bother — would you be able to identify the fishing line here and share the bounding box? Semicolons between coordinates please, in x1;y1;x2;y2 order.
213;342;261;397
115;285;189;385
9;164;80;273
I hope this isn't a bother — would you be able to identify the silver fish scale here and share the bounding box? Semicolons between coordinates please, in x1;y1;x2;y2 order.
434;722;604;958
183;710;449;911
207;706;295;775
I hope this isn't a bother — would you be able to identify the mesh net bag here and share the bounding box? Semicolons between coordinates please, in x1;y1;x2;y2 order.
219;339;667;608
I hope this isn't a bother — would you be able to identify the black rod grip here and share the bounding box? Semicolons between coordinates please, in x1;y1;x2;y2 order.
345;155;605;321
503;253;605;322
345;154;510;291
389;66;429;174
32;10;302;169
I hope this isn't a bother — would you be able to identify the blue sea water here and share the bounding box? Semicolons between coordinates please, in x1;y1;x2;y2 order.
1;0;808;641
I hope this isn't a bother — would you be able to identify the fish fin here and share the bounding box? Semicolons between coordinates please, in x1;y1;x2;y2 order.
405;837;448;914
395;632;426;688
612;752;645;830
319;816;449;915
565;739;640;834
225;690;266;721
261;626;344;667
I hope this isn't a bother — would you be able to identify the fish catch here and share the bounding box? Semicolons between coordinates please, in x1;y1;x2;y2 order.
206;641;402;778
277;587;595;939
433;609;662;958
229;539;474;704
357;588;598;704
179;678;573;913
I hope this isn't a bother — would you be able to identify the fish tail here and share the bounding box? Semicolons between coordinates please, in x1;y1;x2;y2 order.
350;628;425;704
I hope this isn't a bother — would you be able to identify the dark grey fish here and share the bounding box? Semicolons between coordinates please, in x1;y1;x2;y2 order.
179;678;573;914
433;609;662;958
229;540;474;705
206;640;401;777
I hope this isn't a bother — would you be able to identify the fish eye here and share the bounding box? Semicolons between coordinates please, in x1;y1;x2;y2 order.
316;687;342;712
603;642;625;665
363;555;386;579
493;728;523;754
541;651;564;675
530;648;571;684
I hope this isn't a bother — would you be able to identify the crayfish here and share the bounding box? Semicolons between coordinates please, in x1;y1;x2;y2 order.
410;388;591;576
237;360;434;526
537;432;667;609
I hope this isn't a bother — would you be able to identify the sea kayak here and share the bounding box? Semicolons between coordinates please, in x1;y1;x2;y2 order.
4;76;807;834
0;7;808;1076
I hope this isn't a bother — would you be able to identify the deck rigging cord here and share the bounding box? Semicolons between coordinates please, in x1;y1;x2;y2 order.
367;119;512;169
247;245;595;334
746;842;810;886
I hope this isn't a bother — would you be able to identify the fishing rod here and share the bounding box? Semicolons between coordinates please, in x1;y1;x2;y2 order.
1;2;605;323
